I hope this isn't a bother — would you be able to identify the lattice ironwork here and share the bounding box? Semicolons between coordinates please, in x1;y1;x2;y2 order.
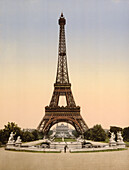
37;13;88;135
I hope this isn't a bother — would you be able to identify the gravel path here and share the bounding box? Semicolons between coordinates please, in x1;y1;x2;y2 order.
22;139;44;146
0;147;129;170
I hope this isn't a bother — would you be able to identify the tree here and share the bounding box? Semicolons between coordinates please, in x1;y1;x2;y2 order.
48;130;53;136
84;129;92;140
123;127;129;142
22;131;35;142
91;124;107;141
84;124;107;141
0;129;5;144
72;130;80;138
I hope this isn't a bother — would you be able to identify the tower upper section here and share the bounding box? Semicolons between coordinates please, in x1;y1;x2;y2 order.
58;13;66;25
56;13;70;84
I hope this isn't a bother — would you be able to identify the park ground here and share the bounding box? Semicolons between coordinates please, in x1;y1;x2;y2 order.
0;146;129;170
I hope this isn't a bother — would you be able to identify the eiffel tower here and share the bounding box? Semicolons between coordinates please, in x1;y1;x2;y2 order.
37;13;88;135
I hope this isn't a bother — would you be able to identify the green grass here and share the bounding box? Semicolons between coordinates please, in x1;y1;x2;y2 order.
64;138;76;142
98;139;109;143
125;142;129;147
54;138;76;142
54;138;63;142
70;148;128;153
125;142;129;144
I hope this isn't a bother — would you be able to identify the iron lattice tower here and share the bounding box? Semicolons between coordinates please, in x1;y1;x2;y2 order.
37;13;88;135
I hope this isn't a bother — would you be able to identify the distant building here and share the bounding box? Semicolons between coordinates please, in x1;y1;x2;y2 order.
22;128;36;133
52;123;74;138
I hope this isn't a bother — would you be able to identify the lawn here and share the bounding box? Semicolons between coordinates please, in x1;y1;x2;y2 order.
54;138;76;142
125;141;129;147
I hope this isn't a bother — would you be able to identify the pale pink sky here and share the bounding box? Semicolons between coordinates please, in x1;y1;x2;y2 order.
0;0;129;129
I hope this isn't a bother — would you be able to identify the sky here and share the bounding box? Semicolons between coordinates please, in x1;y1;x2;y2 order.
0;0;129;130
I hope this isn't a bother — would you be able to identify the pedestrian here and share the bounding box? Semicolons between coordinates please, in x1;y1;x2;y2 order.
64;145;67;153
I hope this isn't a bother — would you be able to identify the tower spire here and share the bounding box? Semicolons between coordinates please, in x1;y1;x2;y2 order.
56;13;69;84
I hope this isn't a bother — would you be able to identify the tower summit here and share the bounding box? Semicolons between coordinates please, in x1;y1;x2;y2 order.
37;13;88;135
56;13;69;84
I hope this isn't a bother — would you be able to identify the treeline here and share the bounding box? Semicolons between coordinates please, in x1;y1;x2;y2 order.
0;122;44;146
0;122;129;146
84;125;129;142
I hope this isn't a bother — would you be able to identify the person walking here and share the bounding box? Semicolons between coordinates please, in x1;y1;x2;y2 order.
64;144;67;153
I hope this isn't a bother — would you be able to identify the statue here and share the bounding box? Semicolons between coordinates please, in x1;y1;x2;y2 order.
111;132;115;141
8;132;15;144
6;132;15;148
117;131;125;147
50;136;55;142
77;135;84;143
15;136;22;147
61;132;65;142
109;132;116;146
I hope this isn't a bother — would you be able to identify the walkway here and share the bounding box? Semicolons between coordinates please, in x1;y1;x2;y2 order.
22;139;44;146
0;147;129;170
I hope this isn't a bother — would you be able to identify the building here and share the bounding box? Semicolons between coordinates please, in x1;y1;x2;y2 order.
52;123;74;138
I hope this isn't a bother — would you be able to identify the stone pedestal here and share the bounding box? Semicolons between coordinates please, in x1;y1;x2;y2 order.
109;141;116;147
6;141;15;148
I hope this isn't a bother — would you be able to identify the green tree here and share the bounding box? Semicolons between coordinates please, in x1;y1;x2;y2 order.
48;130;53;136
84;129;92;140
91;124;107;141
85;124;107;141
22;131;35;142
31;129;44;140
0;129;5;144
123;127;129;142
72;130;80;138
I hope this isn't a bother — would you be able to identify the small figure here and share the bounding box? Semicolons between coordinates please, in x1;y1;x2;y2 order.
64;144;67;153
62;137;64;142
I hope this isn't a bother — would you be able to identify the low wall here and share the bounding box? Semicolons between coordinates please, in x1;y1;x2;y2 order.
50;142;82;150
70;145;127;152
5;145;61;153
